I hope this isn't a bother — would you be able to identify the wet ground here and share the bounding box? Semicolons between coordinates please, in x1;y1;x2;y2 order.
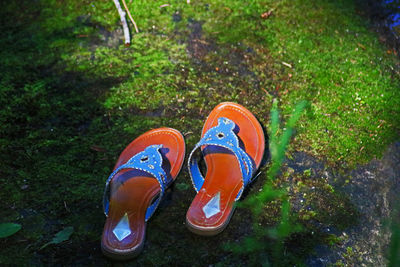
286;142;400;266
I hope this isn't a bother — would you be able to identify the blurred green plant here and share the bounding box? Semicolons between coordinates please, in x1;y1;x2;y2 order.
226;99;307;265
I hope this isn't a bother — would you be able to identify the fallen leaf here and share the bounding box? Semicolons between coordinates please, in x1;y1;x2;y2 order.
357;43;366;50
261;10;273;19
0;223;22;238
40;226;74;250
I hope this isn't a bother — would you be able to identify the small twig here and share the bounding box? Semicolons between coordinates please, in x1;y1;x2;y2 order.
183;131;193;136
121;0;139;33
112;0;130;45
64;201;70;212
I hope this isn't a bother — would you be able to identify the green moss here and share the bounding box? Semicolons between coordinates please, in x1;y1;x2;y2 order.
268;0;400;166
179;0;400;167
1;0;399;265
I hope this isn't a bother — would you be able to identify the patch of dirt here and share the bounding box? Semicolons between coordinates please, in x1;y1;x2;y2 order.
300;141;400;266
337;141;400;266
185;19;262;89
164;18;276;121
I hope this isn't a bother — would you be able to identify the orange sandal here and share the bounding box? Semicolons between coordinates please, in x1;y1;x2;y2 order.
101;128;185;259
186;102;265;235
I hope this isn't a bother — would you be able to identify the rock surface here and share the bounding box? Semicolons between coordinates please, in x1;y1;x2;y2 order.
306;141;400;266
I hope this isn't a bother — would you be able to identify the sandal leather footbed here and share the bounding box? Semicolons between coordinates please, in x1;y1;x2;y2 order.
186;102;265;235
101;128;185;259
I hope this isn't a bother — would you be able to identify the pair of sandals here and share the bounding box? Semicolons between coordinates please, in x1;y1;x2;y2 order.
101;102;265;259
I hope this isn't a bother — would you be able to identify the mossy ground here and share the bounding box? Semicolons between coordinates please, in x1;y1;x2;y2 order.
1;0;399;265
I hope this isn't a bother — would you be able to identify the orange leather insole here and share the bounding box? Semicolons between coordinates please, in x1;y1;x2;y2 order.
186;148;243;228
102;171;159;252
102;128;185;254
186;102;264;231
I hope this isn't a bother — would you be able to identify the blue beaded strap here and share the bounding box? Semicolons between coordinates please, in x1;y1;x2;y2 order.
103;145;169;221
188;117;255;201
